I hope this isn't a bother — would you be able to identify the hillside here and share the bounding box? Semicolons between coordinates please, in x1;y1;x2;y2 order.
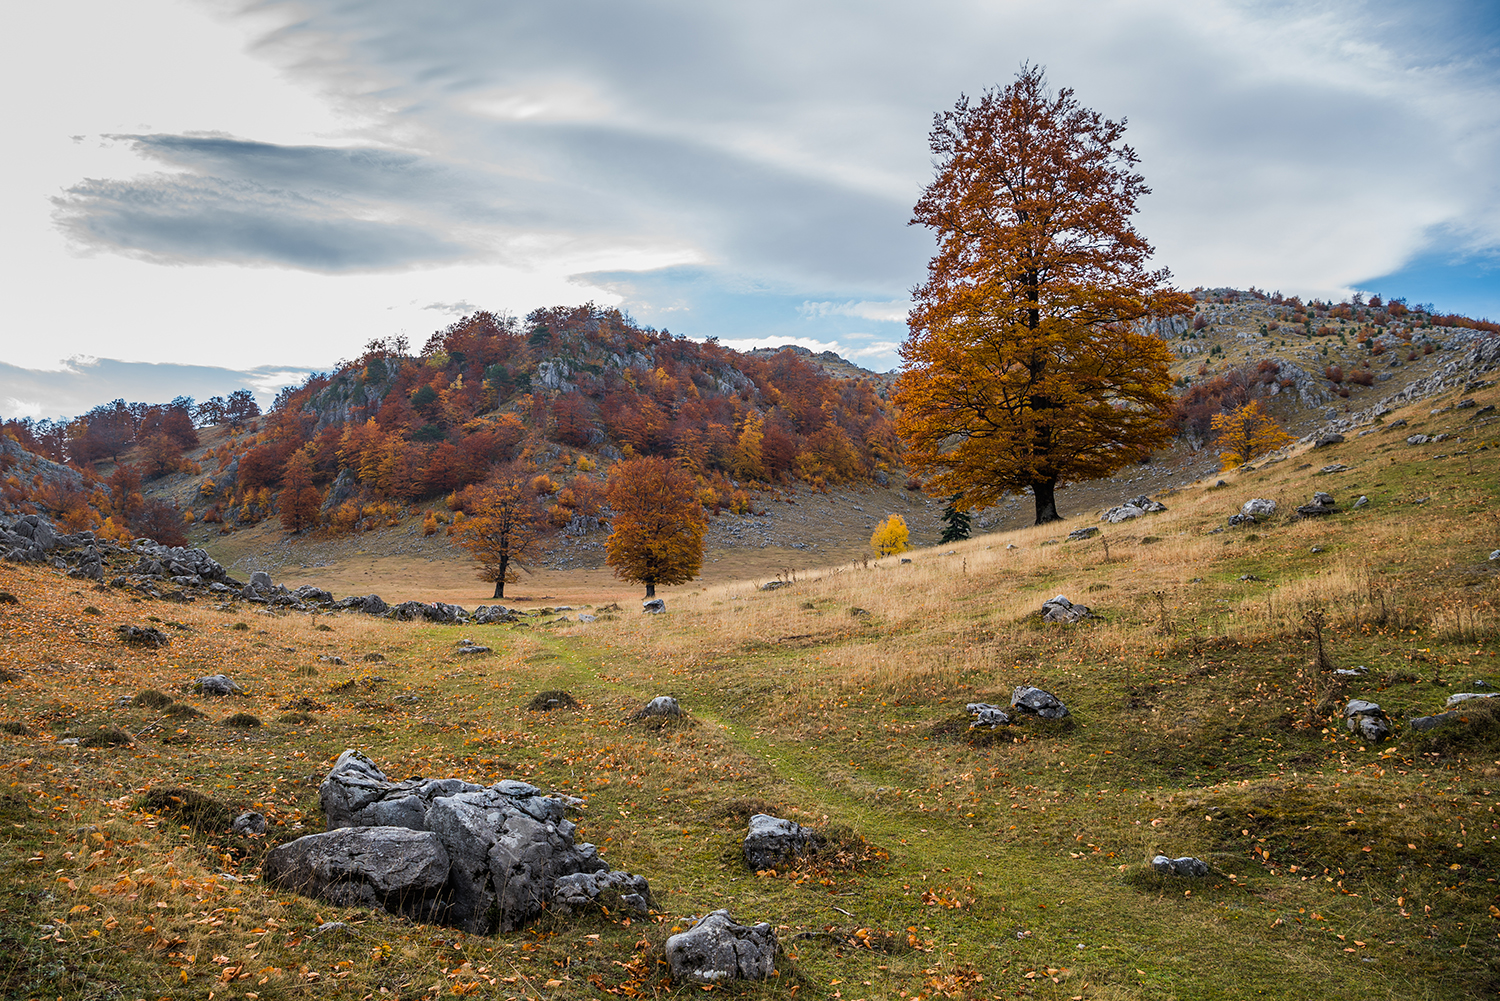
0;371;1497;999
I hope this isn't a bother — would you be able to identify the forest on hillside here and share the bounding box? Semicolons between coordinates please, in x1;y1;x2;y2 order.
2;293;1495;543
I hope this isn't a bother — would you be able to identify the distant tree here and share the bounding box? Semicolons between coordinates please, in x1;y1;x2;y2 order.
196;396;227;426
278;445;324;533
130;497;188;547
604;456;705;598
225;389;261;430
139;432;183;479
871;514;911;556
896;66;1188;525
938;495;971;544
1210;401;1294;471
456;478;543;599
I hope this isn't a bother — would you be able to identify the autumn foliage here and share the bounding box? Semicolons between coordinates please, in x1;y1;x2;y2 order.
897;66;1188;525
604;456;705;598
454;478;543;599
870;514;911;556
1210;401;1295;471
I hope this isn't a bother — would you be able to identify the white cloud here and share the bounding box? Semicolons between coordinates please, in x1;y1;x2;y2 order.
799;300;911;323
4;398;43;419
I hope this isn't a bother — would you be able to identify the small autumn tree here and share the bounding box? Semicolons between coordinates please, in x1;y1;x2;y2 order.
896;65;1190;525
456;478;542;600
871;514;911;556
1210;400;1294;471
605;456;705;598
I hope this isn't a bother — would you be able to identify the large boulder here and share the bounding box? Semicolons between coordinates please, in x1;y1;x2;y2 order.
665;910;777;983
743;814;814;870
1011;685;1070;719
301;750;648;933
264;827;451;923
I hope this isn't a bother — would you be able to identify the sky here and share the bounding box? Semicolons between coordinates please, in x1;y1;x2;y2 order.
3;0;1498;420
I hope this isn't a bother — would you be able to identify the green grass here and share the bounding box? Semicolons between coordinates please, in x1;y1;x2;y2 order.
2;383;1499;999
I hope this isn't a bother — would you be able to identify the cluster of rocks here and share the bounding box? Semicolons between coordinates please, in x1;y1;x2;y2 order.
1295;492;1340;517
1;514;112;576
264;750;652;933
1151;855;1209;877
967;685;1071;728
1100;495;1167;524
1040;594;1093;624
126;538;242;590
1228;497;1275;527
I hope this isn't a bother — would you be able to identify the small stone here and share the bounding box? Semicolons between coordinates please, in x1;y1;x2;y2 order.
195;674;243;696
1151;855;1209;877
232;811;267;835
1011;685;1069;719
967;703;1012;728
743;814;814;870
1353;496;1369;509
642;598;666;614
638;696;681;717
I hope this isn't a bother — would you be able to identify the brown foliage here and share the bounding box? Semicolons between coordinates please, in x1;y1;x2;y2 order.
455;477;543;600
604;456;705;597
897;65;1186;525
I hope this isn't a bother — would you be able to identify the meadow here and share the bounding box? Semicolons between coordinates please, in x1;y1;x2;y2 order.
1;378;1497;1001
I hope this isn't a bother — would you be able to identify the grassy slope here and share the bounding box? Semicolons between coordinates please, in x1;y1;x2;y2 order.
1;379;1498;1001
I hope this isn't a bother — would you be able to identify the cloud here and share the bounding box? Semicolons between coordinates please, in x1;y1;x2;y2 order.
423;300;483;315
799;300;911;323
0;357;323;421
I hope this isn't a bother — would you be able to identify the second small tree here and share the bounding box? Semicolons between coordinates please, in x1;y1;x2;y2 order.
604;456;705;598
456;478;542;600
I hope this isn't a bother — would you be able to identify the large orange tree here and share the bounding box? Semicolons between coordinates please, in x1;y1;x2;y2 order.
896;65;1189;524
456;478;542;600
604;456;705;598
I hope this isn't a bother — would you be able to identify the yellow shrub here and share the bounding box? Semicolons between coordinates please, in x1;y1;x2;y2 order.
871;514;911;556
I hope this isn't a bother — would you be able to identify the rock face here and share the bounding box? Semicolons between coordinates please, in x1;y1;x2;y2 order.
967;703;1012;728
264;827;452;923
1011;685;1070;719
664;910;778;984
1040;595;1091;623
279;750;650;933
743;814;814;870
1152;855;1209;877
1344;700;1390;742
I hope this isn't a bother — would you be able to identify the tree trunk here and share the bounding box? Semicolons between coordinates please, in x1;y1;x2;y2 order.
1032;479;1061;525
492;579;504;599
645;582;656;598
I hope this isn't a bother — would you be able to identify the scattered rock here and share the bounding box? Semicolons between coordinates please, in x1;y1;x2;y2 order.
664;910;778;984
1353;496;1369;509
318;655;345;665
743;814;814;870
233;811;267;835
1444;693;1498;709
966;703;1012;728
550;870;652;916
1295;492;1339;517
1407;434;1431;445
1386;418;1407;428
642;598;666;614
472;605;518;624
195;675;243;697
1409;712;1462;732
1100;495;1166;523
1241;498;1276;520
454;643;491;656
1068;526;1100;540
117;625;169;648
635;696;681;718
1489;550;1500;561
1151;855;1209;877
1011;685;1070;719
1319;464;1348;474
759;580;792;591
1313;433;1345;448
1333;666;1367;677
1343;700;1390;743
362;652;386;662
1040;595;1091;624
